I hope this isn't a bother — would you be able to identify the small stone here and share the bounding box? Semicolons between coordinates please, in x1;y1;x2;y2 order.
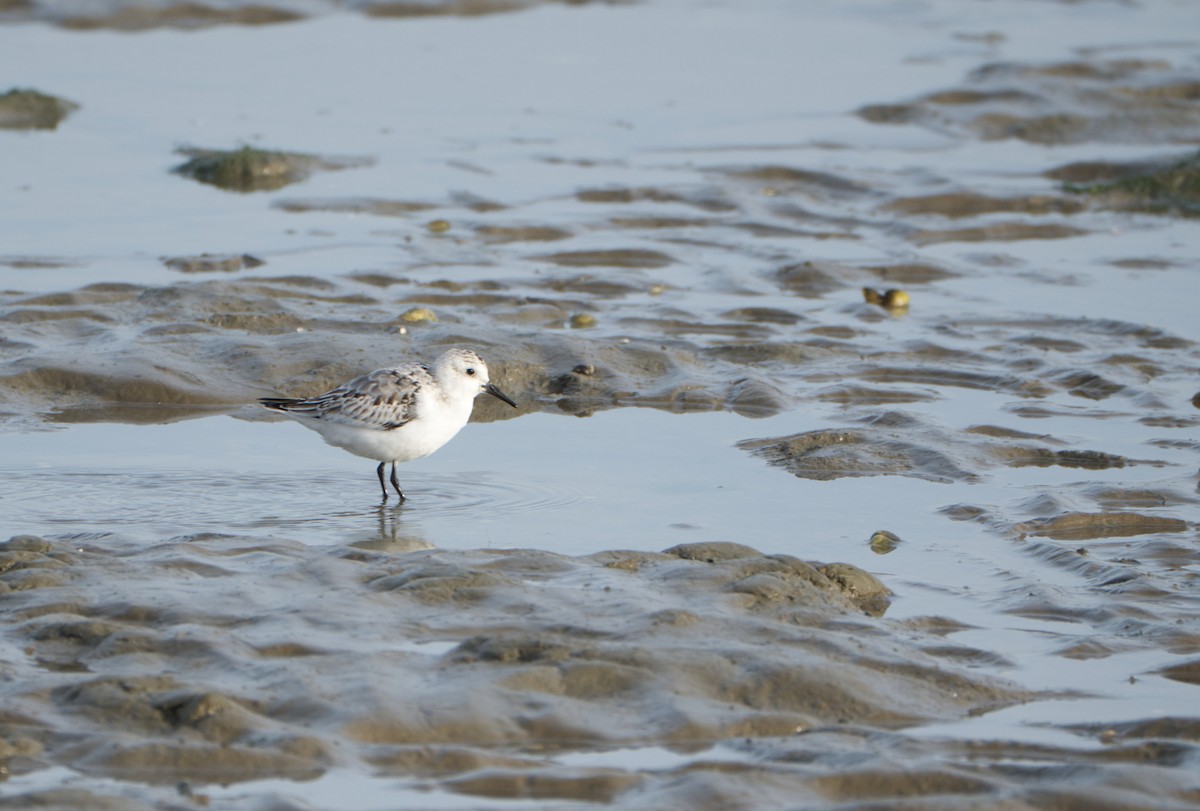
399;307;437;323
868;530;900;554
863;287;910;311
569;313;597;329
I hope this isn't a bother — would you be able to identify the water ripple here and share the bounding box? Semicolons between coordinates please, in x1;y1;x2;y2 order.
0;468;589;547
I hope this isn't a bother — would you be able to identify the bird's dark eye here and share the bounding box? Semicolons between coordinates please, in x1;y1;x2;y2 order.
466;368;476;376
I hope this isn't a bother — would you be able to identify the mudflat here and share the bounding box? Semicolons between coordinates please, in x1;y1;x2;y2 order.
1;0;1198;808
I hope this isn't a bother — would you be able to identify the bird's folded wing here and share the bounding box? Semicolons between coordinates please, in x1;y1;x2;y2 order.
278;368;421;430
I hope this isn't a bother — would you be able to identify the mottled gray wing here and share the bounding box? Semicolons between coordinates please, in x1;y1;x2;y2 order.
262;366;424;430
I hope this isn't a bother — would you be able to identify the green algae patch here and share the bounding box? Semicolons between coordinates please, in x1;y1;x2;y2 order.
172;146;370;193
0;88;79;130
1060;151;1200;217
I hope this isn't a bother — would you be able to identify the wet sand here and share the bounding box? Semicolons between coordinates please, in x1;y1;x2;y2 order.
2;0;1200;807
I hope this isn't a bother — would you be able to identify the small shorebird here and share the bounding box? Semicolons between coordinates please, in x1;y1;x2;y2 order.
259;348;517;501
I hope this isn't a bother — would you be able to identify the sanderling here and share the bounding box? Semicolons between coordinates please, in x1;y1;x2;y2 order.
260;348;517;501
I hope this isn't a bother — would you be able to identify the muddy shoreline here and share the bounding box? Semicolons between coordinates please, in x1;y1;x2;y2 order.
2;0;1199;807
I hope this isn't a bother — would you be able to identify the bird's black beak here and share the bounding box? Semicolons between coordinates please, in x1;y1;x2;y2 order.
485;382;518;409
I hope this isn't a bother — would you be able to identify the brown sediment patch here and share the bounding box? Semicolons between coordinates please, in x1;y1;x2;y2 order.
813;385;937;406
617;317;774;340
57;3;303;30
173;147;371;193
1111;257;1178;270
0;88;78;130
859;262;960;284
805;768;995;802
859;58;1200;145
539;348;790;417
1045;158;1168;185
987;446;1132;470
760;729;1200;809
0;308;115;324
722;165;874;199
965;424;1057;442
1157;660;1200;687
72;740;326;784
1016;512;1190;541
740;405;1169;486
534;275;643;297
493;302;570;326
274;196;439;216
364;0;532;19
575;185;737;212
720;307;803;326
364;745;546;777
347;272;408;288
775;260;853;297
1082;486;1196;510
806;325;862;340
16;283;145;307
1015;334;1088;353
1073;717;1200;745
0;534;1027;789
533;249;676;268
772;259;942;304
476;224;573;243
0;365;234;414
910;221;1087;245
1052;369;1126;400
883;192;1085;218
0;255;82;270
610;215;716;230
733;221;856;240
703;343;831;366
398;291;527;309
859;366;1045;397
205;312;310;332
738;413;978;484
162;253;265;274
446;767;643;802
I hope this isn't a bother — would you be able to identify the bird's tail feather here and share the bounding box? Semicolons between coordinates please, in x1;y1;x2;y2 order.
259;397;301;411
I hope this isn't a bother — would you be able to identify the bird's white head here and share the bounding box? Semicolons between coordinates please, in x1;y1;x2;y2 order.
432;349;518;409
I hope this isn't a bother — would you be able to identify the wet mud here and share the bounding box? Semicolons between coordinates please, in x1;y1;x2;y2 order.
0;537;1024;801
858;58;1200;145
0;88;77;130
173;147;372;193
0;0;552;29
1056;151;1200;217
2;0;1200;807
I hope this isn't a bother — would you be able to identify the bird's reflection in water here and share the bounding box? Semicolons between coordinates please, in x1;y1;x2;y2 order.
348;503;435;553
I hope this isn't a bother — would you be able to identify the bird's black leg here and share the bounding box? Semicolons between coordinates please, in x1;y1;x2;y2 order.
376;462;389;501
389;462;405;502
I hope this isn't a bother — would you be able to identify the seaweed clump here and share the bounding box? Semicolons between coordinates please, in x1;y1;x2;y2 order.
1059;151;1200;217
0;88;79;130
173;145;369;193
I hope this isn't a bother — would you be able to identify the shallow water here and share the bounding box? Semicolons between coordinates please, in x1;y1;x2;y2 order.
2;0;1200;808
